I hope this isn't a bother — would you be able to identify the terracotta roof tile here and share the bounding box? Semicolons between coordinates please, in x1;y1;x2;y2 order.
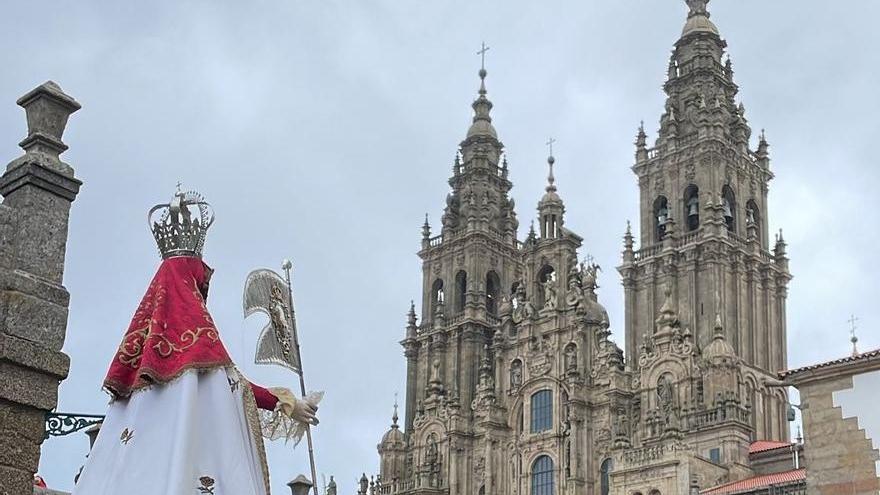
748;440;792;454
701;469;806;495
780;348;880;379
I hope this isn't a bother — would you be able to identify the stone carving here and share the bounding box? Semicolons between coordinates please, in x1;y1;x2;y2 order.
657;375;674;412
528;335;555;376
542;277;558;310
565;275;585;309
564;343;577;372
509;359;523;390
511;281;535;323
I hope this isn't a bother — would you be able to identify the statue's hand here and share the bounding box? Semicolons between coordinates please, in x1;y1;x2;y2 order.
270;387;319;425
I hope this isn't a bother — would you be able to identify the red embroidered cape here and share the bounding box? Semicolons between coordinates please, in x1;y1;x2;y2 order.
104;257;279;410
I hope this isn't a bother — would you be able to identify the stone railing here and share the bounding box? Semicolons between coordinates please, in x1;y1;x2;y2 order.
621;444;667;466
633;243;663;261
428;234;443;247
632;230;776;264
680;402;750;431
372;475;440;495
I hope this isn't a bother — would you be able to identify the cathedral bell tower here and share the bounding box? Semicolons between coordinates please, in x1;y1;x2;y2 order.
618;0;792;441
404;64;521;435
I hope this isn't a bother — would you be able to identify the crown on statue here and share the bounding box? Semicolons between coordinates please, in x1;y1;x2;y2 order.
148;187;215;259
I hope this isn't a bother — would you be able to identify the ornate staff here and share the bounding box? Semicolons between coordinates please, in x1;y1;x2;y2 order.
243;260;319;495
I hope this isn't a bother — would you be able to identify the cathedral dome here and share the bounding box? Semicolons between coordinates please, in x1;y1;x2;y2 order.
581;295;609;324
703;315;736;362
467;117;498;139
378;403;406;451
380;424;405;447
682;14;719;36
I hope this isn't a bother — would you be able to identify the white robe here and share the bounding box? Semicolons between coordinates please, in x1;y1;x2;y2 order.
73;367;270;495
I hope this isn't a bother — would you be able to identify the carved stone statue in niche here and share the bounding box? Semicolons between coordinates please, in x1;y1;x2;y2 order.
511;281;535;322
564;344;577;372
657;374;679;428
542;277;558;310
509;360;523;389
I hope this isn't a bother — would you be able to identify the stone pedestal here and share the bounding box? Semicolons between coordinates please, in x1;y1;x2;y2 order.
0;81;81;495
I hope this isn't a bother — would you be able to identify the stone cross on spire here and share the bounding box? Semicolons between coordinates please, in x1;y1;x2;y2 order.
477;42;490;72
546;137;556;158
848;314;860;357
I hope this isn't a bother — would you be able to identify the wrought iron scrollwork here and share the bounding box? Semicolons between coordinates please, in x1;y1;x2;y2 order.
45;412;105;439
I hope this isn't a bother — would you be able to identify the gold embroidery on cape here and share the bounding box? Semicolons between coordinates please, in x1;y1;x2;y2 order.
120;428;134;445
197;476;216;494
114;279;221;369
152;326;219;357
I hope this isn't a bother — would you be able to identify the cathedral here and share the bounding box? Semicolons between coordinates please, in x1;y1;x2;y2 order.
371;1;793;494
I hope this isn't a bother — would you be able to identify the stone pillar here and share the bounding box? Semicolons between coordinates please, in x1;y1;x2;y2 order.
0;81;81;494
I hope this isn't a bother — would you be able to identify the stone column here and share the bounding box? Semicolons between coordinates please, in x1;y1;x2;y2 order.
0;81;81;494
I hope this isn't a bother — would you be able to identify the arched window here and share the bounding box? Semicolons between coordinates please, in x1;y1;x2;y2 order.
531;455;554;495
486;271;500;316
530;390;553;433
600;458;613;495
649;490;661;495
454;270;467;314
722;185;736;232
653;196;669;241
431;279;444;314
684;185;700;231
746;199;761;240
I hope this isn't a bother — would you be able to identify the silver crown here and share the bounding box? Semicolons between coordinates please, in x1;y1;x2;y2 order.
148;188;214;259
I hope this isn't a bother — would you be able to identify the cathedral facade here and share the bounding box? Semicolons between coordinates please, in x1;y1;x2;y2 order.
372;1;792;494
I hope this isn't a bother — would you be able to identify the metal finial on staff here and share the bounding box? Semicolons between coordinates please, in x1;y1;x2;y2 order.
281;259;320;495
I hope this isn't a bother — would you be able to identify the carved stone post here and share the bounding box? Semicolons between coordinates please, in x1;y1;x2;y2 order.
0;81;81;494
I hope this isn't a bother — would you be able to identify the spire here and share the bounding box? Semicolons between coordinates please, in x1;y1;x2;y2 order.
391;394;400;428
682;0;718;37
635;121;648;162
848;314;860;357
714;313;724;336
625;220;634;244
407;300;417;326
406;300;418;338
757;129;770;166
467;43;497;140
422;214;431;239
540;138;561;202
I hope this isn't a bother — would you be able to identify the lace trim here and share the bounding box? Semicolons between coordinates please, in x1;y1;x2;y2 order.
239;371;272;495
104;360;232;398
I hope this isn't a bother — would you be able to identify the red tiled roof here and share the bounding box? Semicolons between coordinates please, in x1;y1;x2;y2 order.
701;469;806;495
748;440;792;454
780;348;880;379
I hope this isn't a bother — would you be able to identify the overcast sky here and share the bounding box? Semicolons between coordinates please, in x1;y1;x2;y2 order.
2;1;879;493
